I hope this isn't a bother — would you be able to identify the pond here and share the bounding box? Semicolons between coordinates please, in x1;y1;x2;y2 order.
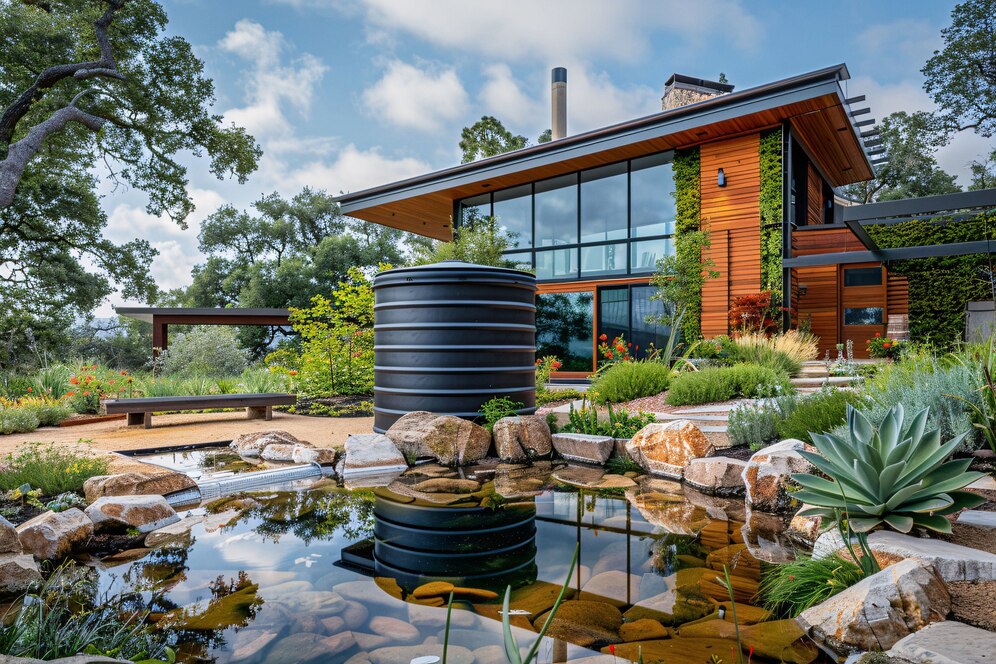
88;452;823;664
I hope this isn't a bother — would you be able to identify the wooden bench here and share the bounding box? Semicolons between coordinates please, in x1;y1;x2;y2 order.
101;393;297;429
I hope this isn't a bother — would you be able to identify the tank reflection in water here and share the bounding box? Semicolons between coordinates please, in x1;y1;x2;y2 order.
82;454;824;664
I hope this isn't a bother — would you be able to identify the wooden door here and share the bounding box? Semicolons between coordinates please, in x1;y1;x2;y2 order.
839;264;887;359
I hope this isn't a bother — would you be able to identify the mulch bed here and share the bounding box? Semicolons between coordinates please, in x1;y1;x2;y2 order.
0;499;46;526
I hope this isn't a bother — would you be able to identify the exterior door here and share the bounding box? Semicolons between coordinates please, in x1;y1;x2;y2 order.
839;264;887;359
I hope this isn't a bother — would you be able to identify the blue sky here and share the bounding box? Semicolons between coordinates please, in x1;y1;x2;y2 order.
99;0;993;315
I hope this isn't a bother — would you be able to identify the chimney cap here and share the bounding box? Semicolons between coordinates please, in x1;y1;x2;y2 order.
664;73;734;94
552;67;567;84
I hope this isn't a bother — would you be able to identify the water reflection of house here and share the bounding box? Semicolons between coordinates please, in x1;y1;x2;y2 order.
338;64;996;372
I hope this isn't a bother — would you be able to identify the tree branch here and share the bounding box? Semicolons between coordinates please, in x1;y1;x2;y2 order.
0;0;126;149
0;90;106;208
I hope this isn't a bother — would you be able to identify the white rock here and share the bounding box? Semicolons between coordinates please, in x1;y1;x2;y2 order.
867;530;996;582
291;445;337;465
343;434;407;477
551;432;614;464
741;439;814;513
85;495;179;534
230;430;303;457
16;508;93;560
0;553;42;596
260;443;298;462
887;620;996;664
798;558;949;653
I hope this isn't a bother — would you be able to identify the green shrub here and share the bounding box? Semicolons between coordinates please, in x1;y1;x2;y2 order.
29;365;73;399
728;401;782;449
760;553;867;618
161;326;249;377
561;398;655;438
0;443;109;496
140;376;184;398
0;408;40;434
591;360;671;404
536;388;586;406
17;398;72;427
730;343;800;377
239;368;289;394
666;363;791;407
480;396;524;431
776;389;862;442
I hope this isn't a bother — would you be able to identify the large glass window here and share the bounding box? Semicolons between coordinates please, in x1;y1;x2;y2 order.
459;193;491;227
456;151;679;281
536;291;593;371
598;284;671;361
580;163;627;243
536;248;577;279
844;307;884;325
843;267;882;287
631;154;676;238
535;175;577;247
493;184;532;249
581;243;627;276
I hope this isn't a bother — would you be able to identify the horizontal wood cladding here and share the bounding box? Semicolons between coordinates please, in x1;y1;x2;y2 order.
701;133;761;336
887;273;909;316
794;265;839;352
347;92;872;239
791;225;867;255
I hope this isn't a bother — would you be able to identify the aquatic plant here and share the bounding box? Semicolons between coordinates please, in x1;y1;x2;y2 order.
792;404;985;533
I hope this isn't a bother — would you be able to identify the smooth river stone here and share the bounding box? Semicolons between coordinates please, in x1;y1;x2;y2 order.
369;616;420;642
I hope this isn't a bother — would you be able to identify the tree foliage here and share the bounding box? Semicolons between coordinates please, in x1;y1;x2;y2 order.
414;216;518;268
0;0;260;361
922;0;996;138
459;116;528;162
175;188;410;356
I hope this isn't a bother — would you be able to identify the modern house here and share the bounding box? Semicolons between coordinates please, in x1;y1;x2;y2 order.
337;64;995;375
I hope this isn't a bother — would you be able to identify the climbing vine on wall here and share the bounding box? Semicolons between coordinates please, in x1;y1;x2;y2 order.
671;147;706;340
866;216;995;347
759;128;783;307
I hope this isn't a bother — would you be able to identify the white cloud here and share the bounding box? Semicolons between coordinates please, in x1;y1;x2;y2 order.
350;0;762;62
362;60;468;132
564;65;660;133
855;19;941;81
274;144;431;194
219;19;327;139
479;64;542;127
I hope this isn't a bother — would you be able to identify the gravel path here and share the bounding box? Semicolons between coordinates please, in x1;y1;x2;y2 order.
0;411;374;454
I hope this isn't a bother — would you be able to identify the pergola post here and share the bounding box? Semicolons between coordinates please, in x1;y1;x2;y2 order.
152;319;168;357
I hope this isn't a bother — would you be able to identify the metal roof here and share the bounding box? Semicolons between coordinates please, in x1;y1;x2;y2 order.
115;307;291;324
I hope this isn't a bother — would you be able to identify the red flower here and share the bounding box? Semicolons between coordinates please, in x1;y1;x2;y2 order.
353;352;362;357
624;355;630;361
26;387;32;393
635;345;639;351
615;344;625;353
874;332;881;337
882;342;892;349
108;380;115;385
605;351;614;359
552;361;562;369
120;370;128;376
599;333;608;342
609;644;616;656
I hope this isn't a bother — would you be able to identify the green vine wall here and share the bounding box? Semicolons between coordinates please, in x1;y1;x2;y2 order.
866;216;995;347
758;128;783;306
672;147;704;340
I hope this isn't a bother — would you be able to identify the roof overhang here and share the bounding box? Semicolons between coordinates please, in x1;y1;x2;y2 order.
115;307;291;325
336;64;875;240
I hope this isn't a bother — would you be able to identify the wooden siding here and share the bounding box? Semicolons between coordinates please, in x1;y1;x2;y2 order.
887;273;909;315
806;162;824;226
700;134;761;337
345;93;872;239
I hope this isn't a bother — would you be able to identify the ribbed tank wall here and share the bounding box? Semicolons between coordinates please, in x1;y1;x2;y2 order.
372;261;537;433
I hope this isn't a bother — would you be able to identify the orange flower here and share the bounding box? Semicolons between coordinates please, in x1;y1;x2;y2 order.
120;370;128;376
353;330;363;336
353;352;362;357
882;342;892;349
552;361;562;369
66;391;75;397
874;332;881;338
288;370;299;376
26;387;32;393
69;376;80;385
599;333;608;342
605;351;613;359
108;380;115;385
83;391;91;396
615;344;625;353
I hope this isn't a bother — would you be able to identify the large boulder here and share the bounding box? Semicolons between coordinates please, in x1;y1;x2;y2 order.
887;620;996;664
742;439;814;513
342;433;407;477
0;553;42;596
85;495;179;534
17;508;93;560
0;515;21;554
385;411;491;466
551;433;614;464
683;456;746;496
867;530;996;582
493;415;552;462
798;558;950;653
230;430;302;457
83;471;196;503
291;445;337;465
626;420;714;479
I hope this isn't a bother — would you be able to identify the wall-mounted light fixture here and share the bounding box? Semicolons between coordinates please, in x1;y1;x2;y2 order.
798;284;808;297
717;168;726;187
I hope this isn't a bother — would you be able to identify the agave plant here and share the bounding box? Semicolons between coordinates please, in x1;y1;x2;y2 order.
791;404;985;534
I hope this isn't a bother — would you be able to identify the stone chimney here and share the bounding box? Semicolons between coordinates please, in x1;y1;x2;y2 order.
661;73;734;111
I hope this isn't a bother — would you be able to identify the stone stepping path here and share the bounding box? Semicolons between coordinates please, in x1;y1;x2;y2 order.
886;621;996;664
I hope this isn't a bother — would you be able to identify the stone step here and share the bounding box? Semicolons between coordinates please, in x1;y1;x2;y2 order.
886;621;996;664
790;375;860;386
653;412;729;422
956;510;996;530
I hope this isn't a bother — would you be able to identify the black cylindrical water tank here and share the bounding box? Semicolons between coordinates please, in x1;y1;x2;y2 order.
372;260;537;433
372;496;538;591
